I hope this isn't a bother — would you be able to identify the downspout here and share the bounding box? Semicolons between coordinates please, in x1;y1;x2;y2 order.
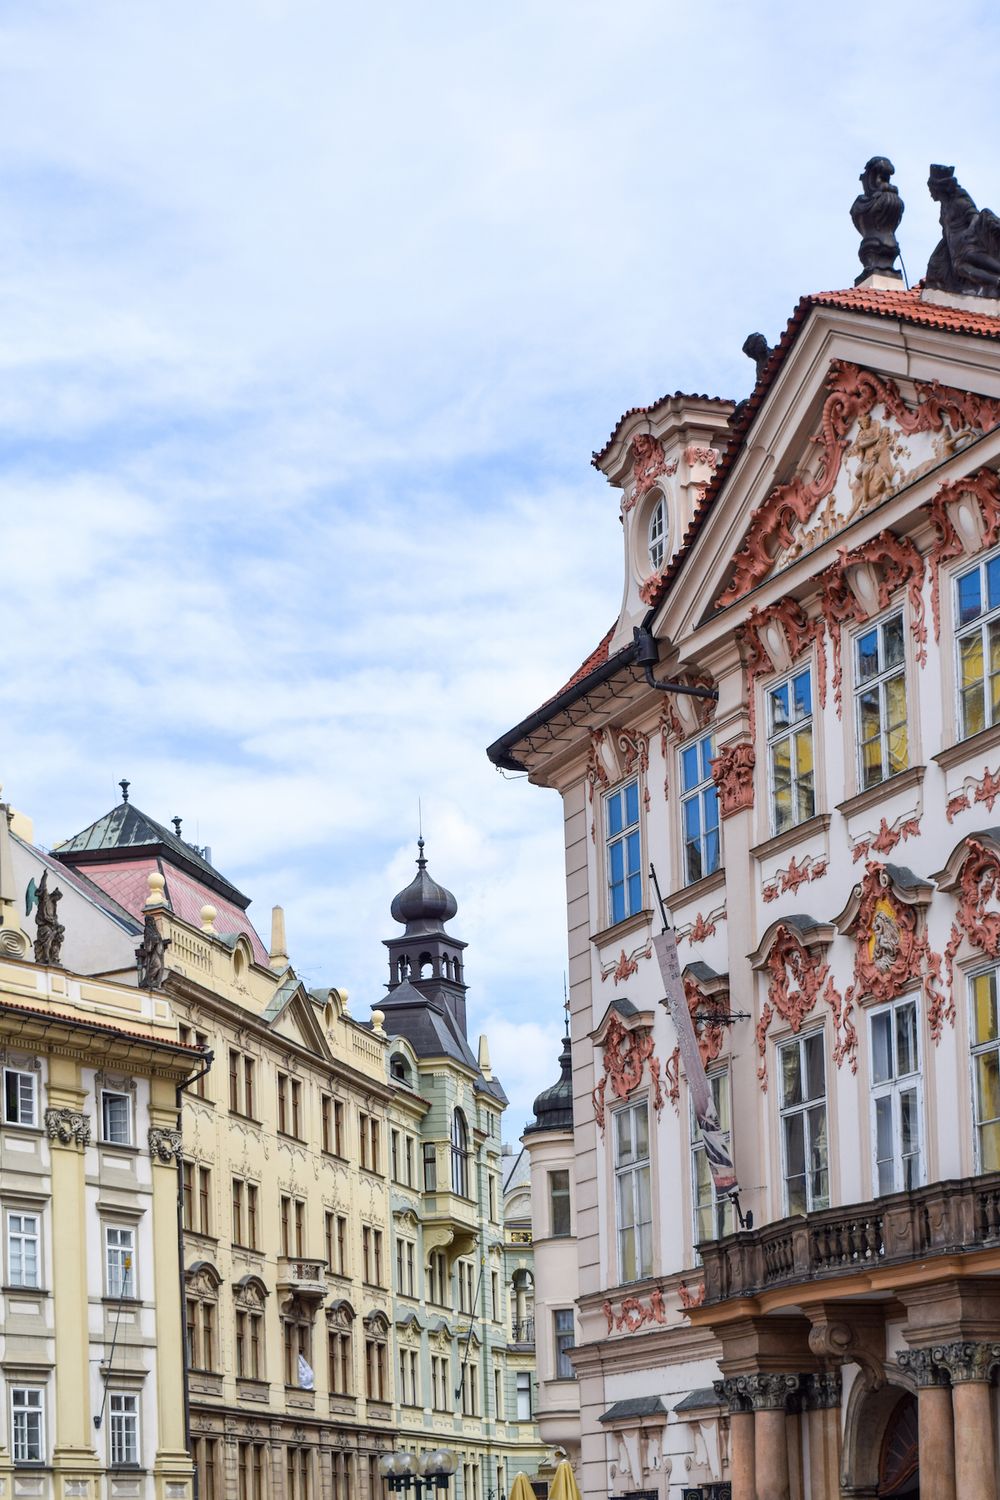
176;1050;214;1500
631;625;719;700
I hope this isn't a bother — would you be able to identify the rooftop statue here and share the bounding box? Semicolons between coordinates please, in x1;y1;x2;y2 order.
29;870;64;967
136;912;170;989
742;332;774;381
850;156;904;282
926;164;1000;298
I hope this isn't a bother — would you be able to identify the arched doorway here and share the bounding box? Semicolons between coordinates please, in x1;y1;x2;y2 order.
878;1390;918;1497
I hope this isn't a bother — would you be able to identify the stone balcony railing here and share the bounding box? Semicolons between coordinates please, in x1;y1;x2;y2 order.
276;1258;328;1301
699;1170;1000;1305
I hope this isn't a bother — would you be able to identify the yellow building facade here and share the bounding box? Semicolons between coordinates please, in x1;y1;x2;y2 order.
0;793;199;1500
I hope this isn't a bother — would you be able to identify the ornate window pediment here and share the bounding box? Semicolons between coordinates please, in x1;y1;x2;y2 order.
748;918;845;1088
936;832;1000;992
233;1274;268;1312
589;1002;664;1132
363;1310;390;1337
326;1298;355;1330
185;1261;222;1300
661;965;730;1109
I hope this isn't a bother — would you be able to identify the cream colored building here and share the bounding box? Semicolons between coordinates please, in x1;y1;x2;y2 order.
490;165;1000;1500
0;792;199;1500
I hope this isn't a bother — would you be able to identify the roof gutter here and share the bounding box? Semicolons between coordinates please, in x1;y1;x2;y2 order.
486;638;640;772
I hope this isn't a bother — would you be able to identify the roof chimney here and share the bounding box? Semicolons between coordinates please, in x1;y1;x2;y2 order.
269;905;289;971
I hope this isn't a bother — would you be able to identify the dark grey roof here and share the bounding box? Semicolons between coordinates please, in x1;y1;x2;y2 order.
53;801;248;909
886;863;933;892
684;961;721;984
673;1387;723;1413
598;1396;668;1423
524;1032;573;1135
377;978;479;1069
477;1071;508;1105
782;913;826;934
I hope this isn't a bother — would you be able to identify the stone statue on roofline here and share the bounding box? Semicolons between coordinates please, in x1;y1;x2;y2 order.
925;164;1000;298
850;156;904;283
27;870;64;966
136;912;170;989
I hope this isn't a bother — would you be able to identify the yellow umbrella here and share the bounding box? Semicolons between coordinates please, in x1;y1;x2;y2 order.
508;1476;535;1500
548;1458;583;1500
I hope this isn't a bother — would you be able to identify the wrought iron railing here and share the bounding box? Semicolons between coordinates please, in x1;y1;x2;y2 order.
510;1317;535;1344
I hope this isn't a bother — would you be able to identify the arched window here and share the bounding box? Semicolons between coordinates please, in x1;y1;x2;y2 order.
418;952;433;979
450;1108;469;1198
648;493;667;573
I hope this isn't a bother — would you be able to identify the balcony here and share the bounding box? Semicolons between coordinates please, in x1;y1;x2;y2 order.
276;1258;327;1303
509;1317;535;1347
699;1170;1000;1305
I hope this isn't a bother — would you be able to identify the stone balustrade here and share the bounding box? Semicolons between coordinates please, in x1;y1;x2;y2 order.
700;1170;1000;1304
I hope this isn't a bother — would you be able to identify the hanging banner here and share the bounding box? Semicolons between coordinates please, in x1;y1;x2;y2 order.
653;922;738;1195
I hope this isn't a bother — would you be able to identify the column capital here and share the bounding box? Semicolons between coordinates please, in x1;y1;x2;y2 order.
800;1370;842;1410
44;1106;90;1149
714;1377;753;1414
932;1340;1000;1384
148;1125;183;1165
897;1347;950;1386
744;1372;801;1411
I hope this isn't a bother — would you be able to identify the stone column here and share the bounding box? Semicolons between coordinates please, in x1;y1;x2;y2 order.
715;1379;755;1500
801;1372;842;1500
897;1348;956;1500
746;1374;799;1500
45;1074;100;1491
933;1342;1000;1500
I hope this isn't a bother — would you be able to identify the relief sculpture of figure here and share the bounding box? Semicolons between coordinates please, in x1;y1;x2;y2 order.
30;871;65;967
136;912;171;989
847;413;902;519
850;156;904;282
871;909;901;972
925;164;1000;298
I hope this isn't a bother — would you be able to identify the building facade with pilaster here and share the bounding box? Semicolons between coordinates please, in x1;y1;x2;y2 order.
0;793;198;1500
489;162;1000;1500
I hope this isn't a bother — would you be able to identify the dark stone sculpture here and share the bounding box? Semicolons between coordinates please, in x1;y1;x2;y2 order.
136;913;170;989
32;871;64;966
926;165;1000;298
850;156;904;283
742;333;774;381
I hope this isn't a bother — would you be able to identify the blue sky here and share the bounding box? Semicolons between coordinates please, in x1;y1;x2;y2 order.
1;0;999;1131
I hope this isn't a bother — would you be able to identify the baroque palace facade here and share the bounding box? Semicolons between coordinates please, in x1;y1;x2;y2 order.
489;163;1000;1499
0;784;545;1499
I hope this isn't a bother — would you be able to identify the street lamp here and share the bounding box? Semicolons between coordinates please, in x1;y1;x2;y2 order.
379;1450;457;1495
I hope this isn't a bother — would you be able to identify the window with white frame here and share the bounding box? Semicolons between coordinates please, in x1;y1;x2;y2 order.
7;1212;39;1288
680;735;720;885
955;549;1000;739
854;613;908;789
105;1225;135;1299
100;1090;133;1146
766;668;815;833
647;494;667;573
3;1069;37;1128
604;779;641;926
971;967;1000;1172
515;1369;532;1420
690;1071;735;1244
870;995;922;1195
10;1387;43;1464
778;1032;829;1215
553;1308;575;1379
613;1101;652;1282
109;1393;139;1467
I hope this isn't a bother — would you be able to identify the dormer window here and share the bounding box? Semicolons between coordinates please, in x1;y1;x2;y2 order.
647;494;667;573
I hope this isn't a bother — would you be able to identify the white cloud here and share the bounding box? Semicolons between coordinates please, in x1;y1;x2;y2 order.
1;0;998;1126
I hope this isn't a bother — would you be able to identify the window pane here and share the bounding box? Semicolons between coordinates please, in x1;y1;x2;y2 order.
871;1012;892;1084
875;1094;894;1195
988;555;1000;611
977;1050;1000;1129
896;1002;918;1077
900;1089;920;1188
783;1115;806;1215
973;971;999;1044
681;745;699;791
804;1033;825;1101
807;1105;829;1209
793;670;812;719
703;821;720;877
882;614;904;668
700;737;715;782
624;781;639;826
625;829;641;876
769;683;789;732
958;567;983;624
614;1110;632;1167
857;629;879;680
633;1105;649;1160
781;1043;802;1108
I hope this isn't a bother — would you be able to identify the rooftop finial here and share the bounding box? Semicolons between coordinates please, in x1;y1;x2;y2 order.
119;779;130;804
850;156;904;285
416;836;427;869
172;816;182;838
564;976;570;1037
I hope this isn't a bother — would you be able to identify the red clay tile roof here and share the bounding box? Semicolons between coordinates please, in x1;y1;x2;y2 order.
76;857;270;967
545;625;615;705
592;392;735;466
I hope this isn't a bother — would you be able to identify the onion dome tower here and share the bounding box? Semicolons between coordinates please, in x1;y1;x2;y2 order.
381;838;474;1054
524;1020;574;1136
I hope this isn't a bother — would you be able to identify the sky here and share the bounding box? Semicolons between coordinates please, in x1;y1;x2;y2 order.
1;0;999;1132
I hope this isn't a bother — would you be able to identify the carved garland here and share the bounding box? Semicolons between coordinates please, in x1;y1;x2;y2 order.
762;854;828;903
600;940;653;985
818;531;927;716
624;434;675;512
755;926;848;1089
946;766;1000;823
711;742;755;818
926;468;1000;639
845;862;949;1044
741;596;822;742
718;363;1000;609
664;977;727;1109
592;1012;665;1132
851;814;921;863
944;840;1000;992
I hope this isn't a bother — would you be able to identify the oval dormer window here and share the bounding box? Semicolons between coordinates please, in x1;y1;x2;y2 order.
648;494;667;573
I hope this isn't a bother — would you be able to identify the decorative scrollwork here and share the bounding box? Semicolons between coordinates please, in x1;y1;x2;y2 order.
148;1126;183;1164
44;1107;90;1148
